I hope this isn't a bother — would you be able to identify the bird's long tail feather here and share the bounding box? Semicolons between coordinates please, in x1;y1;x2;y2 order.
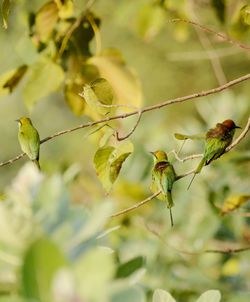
167;191;174;227
187;157;206;190
169;207;174;227
33;159;40;170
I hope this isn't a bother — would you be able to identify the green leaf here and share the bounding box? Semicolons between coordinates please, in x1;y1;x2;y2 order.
89;50;143;108
241;5;250;25
230;4;250;38
137;3;166;41
56;0;74;19
3;65;28;93
196;290;221;302
110;152;131;184
74;247;115;301
211;0;225;23
174;133;205;140
1;0;10;29
94;146;115;192
81;78;114;115
115;256;144;278
94;141;133;192
153;289;176;302
111;286;146;302
21;237;66;302
23;57;64;110
35;1;59;42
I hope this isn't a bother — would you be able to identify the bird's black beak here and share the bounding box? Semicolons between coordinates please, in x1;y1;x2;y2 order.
150;151;156;158
15;119;19;123
235;125;241;129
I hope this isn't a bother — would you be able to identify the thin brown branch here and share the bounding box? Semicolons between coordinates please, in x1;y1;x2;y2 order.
205;246;250;254
55;16;83;61
145;223;250;255
176;168;196;180
110;191;160;218
116;110;142;141
170;149;202;163
237;212;250;217
189;3;227;85
168;19;250;51
167;47;241;61
1;73;250;168
0;153;26;168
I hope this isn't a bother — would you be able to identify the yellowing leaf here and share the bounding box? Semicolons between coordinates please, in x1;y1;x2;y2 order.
0;69;17;96
110;152;131;184
65;82;85;116
89;50;143;109
241;5;250;25
56;0;74;19
221;194;250;215
137;4;166;41
3;65;28;93
1;0;10;29
174;133;205;140
81;78;114;115
222;258;240;276
35;1;59;42
23;57;64;110
94;146;115;192
94;141;133;192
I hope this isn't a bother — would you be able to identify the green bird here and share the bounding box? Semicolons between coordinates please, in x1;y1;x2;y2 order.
150;150;177;227
188;119;241;189
17;117;41;170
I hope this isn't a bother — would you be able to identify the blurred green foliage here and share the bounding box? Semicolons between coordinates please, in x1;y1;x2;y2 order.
0;0;250;301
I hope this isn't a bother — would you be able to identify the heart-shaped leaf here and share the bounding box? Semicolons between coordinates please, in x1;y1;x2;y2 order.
195;290;221;302
153;289;176;302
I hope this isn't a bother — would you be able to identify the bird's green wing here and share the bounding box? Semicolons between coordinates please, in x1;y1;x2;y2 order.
151;169;165;201
204;137;229;164
19;125;40;161
28;127;40;160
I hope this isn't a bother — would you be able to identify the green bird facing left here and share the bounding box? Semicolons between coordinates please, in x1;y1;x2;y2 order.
17;117;41;170
150;150;177;227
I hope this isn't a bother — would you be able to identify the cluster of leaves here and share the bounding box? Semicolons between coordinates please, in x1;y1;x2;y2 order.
0;0;142;114
0;164;226;302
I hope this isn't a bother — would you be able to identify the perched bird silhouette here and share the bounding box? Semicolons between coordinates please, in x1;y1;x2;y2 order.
188;119;241;189
17;117;41;170
151;150;177;227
